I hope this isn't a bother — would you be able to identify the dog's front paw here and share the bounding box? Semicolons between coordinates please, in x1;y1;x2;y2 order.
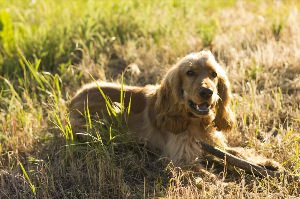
257;159;282;171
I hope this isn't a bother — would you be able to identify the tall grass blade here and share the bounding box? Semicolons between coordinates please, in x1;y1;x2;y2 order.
18;50;45;91
84;97;92;130
19;161;36;195
0;76;21;102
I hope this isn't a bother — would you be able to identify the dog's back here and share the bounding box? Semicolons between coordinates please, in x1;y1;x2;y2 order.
69;82;152;129
69;81;167;151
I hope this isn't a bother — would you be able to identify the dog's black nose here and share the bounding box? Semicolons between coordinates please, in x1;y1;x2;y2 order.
199;87;213;99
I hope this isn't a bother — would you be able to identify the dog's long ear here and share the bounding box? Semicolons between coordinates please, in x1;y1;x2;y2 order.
154;65;189;134
163;65;183;102
214;72;235;132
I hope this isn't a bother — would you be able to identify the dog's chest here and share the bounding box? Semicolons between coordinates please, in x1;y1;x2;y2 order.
164;132;204;164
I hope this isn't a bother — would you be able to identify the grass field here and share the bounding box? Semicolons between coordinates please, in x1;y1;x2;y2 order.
1;0;300;198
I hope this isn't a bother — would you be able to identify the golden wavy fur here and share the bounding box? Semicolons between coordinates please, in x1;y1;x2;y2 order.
69;50;280;169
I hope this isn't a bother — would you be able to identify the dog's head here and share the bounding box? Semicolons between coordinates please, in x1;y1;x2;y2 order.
156;51;234;133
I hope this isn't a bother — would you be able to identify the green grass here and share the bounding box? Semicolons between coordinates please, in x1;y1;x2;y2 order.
1;0;300;198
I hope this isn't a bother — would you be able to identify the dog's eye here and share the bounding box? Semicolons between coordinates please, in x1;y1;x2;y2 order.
211;71;217;78
186;70;195;76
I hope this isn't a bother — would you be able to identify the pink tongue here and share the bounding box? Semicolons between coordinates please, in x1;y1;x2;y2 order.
197;103;209;111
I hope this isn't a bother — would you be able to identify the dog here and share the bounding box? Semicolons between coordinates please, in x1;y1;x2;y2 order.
69;50;281;170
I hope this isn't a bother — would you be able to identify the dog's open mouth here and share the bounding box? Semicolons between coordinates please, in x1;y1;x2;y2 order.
188;100;210;115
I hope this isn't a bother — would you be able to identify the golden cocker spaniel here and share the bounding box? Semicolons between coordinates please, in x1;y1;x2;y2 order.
70;50;280;169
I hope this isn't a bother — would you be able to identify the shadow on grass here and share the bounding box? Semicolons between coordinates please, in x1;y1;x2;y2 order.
0;130;172;198
0;133;257;199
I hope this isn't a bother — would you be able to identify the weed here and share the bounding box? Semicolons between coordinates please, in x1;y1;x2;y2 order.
272;21;283;41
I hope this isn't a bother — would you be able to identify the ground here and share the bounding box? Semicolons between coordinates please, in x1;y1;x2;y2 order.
0;0;300;198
